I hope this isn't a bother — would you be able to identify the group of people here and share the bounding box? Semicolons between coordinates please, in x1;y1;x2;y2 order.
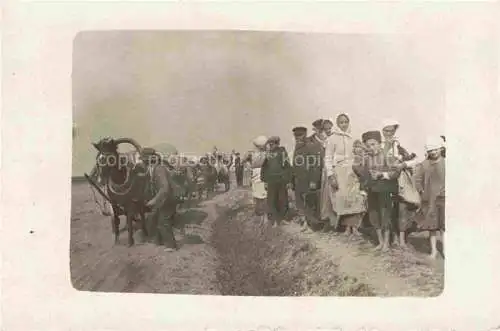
249;114;446;259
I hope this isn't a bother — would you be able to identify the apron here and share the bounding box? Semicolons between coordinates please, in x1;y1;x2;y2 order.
251;167;267;199
332;160;367;217
320;166;336;223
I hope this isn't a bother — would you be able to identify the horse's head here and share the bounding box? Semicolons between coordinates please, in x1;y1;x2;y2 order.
92;137;143;181
92;137;119;178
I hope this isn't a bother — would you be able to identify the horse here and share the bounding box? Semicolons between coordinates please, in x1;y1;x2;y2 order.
88;137;151;247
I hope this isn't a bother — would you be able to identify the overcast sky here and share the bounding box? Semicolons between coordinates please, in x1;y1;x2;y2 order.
72;31;446;176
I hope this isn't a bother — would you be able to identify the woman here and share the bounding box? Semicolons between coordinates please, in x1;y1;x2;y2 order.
250;136;269;226
415;137;446;259
322;119;334;137
381;119;420;249
242;153;252;187
323;113;367;237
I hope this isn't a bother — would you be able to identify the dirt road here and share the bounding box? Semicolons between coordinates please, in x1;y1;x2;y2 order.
70;182;444;296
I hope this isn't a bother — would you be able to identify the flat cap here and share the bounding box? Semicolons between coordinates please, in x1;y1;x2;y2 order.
361;130;382;143
292;126;308;134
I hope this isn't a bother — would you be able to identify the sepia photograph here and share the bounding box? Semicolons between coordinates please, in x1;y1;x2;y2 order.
3;2;500;330
71;31;446;297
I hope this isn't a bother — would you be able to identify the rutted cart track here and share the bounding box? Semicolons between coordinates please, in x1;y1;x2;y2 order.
71;182;443;296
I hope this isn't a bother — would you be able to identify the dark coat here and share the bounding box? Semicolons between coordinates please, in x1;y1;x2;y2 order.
260;146;292;184
292;137;324;193
234;156;243;171
306;135;325;186
352;149;402;193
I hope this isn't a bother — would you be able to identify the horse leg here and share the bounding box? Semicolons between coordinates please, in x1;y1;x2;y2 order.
127;209;135;247
140;211;148;238
111;205;120;244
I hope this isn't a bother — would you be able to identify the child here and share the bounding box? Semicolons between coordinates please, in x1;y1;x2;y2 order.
353;131;402;252
415;137;446;259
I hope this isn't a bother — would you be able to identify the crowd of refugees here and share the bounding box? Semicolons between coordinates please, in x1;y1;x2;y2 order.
248;114;446;259
87;117;445;257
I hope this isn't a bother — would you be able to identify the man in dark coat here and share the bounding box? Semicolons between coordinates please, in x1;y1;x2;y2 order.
260;136;292;227
142;147;178;252
291;127;309;227
291;126;322;231
234;152;244;187
304;120;327;231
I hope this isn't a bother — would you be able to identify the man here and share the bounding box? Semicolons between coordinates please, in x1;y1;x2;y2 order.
308;119;330;231
142;147;178;252
291;126;323;231
234;152;244;187
291;127;308;225
260;136;292;227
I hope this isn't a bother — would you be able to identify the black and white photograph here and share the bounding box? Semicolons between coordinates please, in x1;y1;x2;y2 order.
3;3;500;330
71;31;446;296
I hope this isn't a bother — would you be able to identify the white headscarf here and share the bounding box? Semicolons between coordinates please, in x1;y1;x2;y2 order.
425;136;444;152
332;113;352;137
381;118;401;145
252;135;268;149
382;118;400;130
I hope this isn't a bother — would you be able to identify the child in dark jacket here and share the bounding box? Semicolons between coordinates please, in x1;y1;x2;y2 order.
353;131;402;252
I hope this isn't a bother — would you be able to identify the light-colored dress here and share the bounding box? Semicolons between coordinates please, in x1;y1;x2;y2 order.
251;150;267;199
323;127;367;227
250;149;267;216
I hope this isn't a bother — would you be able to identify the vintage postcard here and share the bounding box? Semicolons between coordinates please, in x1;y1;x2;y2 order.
2;2;500;331
71;31;446;296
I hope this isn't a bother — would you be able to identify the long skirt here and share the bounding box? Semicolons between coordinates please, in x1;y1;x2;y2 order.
321;163;367;228
333;164;367;216
320;167;337;225
416;196;445;231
